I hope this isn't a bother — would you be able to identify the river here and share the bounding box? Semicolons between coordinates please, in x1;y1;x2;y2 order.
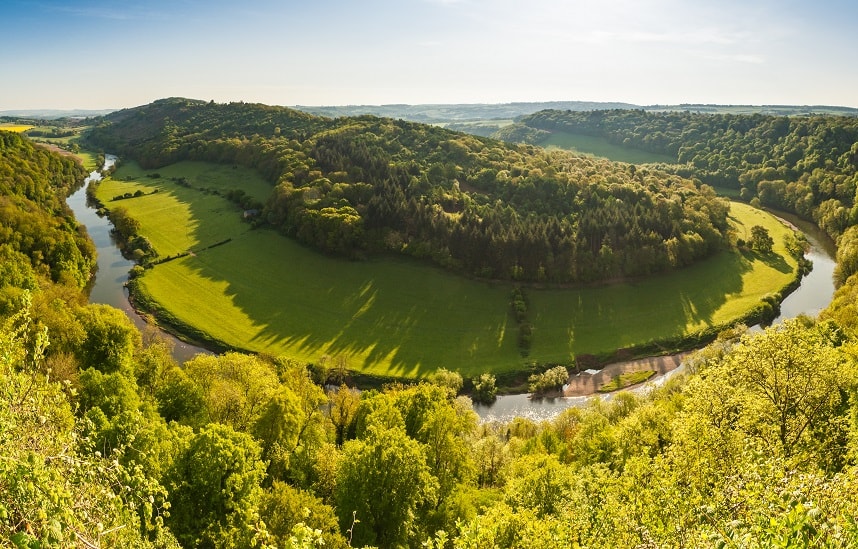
67;163;837;422
67;156;207;363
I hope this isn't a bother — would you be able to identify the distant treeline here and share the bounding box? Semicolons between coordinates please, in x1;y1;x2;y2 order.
87;99;729;283
498;109;858;283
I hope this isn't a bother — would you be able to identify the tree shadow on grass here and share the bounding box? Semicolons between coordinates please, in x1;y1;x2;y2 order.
529;248;757;363
126;165;795;379
739;248;792;274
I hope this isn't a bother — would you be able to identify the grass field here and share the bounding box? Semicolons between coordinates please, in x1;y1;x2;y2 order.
75;150;100;172
598;370;656;393
540;131;676;164
98;161;800;380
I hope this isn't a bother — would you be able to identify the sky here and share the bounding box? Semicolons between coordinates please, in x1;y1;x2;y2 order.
2;0;857;110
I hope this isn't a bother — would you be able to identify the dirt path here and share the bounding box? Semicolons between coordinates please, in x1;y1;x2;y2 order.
563;352;690;396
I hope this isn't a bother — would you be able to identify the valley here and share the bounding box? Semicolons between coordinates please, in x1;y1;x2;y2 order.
89;157;801;384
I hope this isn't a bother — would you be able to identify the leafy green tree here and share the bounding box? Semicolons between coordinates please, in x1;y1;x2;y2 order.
259;481;347;549
749;225;774;253
472;372;497;404
335;422;437;547
529;365;568;394
74;303;141;374
165;423;267;548
327;384;360;445
429;367;464;396
155;364;207;424
183;352;280;430
724;319;853;463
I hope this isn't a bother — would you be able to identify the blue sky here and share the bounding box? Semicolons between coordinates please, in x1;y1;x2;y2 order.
2;0;857;109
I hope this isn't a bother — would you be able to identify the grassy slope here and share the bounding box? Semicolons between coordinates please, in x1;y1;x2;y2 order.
538;131;676;164
96;162;799;379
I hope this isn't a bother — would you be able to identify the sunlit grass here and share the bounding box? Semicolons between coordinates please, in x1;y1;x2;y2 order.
541;131;676;164
597;370;656;393
102;161;800;379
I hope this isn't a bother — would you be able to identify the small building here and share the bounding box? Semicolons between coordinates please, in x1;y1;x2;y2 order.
243;209;260;219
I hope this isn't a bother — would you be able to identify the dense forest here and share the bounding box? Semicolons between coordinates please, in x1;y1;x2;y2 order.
498;109;858;279
87;98;730;283
4;126;858;547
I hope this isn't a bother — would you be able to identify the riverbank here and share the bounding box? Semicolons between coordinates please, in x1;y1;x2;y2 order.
564;352;690;396
67;155;836;421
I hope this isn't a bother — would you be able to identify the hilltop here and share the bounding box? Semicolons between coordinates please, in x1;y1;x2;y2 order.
87;98;730;284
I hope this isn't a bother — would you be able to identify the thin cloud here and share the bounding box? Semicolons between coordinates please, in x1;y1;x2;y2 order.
704;52;767;64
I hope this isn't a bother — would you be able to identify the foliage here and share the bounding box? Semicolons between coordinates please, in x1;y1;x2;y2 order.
428;367;464;396
260;481;347;549
335;422;437;548
528;365;569;394
0;293;176;548
164;423;267;548
499;109;858;244
0;132;94;290
749;224;774;253
88;98;731;283
471;372;498;403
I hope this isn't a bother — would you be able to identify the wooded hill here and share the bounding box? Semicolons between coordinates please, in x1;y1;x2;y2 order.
496;109;858;287
0;132;94;296
87;98;729;283
498;110;858;235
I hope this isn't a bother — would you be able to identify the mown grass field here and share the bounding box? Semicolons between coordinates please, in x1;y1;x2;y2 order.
539;131;676;164
99;161;273;255
98;161;800;379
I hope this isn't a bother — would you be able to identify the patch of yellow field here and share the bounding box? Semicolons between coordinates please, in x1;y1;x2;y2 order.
0;124;34;133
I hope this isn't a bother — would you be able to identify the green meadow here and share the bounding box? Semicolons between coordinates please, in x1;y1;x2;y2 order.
540;131;676;164
97;161;799;379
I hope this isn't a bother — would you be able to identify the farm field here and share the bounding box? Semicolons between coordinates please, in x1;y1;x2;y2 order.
97;161;800;380
539;131;676;164
0;123;34;132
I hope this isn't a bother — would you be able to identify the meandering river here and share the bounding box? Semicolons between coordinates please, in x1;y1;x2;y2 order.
66;160;837;422
68;156;208;363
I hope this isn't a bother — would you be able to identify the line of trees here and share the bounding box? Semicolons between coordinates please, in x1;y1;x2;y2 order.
499;109;858;257
87;99;731;283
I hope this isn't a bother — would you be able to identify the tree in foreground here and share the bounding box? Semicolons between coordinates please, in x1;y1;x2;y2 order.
165;423;267;548
335;415;437;547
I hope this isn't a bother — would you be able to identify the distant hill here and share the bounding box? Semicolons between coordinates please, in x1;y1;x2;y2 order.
294;102;858;123
292;101;640;123
646;104;858;117
3;102;854;125
0;108;117;120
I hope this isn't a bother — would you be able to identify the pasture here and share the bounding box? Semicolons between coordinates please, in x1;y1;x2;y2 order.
99;161;800;380
540;131;676;164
